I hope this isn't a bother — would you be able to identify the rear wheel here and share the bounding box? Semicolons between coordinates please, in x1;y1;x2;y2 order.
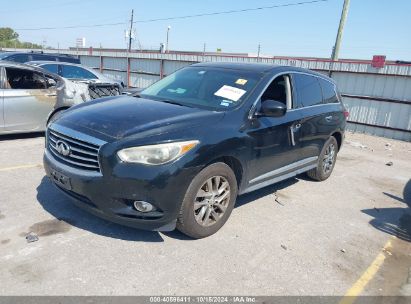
306;136;338;181
177;162;238;239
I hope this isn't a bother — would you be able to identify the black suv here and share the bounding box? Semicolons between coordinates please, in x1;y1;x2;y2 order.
43;63;347;238
0;51;80;64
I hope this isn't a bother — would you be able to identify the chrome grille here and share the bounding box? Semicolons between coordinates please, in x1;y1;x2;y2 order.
47;129;101;172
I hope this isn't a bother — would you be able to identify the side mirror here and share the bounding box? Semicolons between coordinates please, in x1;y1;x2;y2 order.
47;78;57;87
257;100;287;117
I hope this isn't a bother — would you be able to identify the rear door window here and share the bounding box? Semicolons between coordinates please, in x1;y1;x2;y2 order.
318;78;339;103
292;74;323;108
5;68;47;89
61;65;97;79
41;64;59;74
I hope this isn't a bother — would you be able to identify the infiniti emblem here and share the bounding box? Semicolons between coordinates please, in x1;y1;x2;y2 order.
55;140;71;156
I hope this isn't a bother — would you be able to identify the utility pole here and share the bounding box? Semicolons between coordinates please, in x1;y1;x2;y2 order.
331;0;350;61
128;9;134;52
203;43;206;56
257;44;261;62
166;25;171;53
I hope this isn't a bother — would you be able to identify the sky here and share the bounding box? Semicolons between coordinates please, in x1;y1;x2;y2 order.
0;0;410;60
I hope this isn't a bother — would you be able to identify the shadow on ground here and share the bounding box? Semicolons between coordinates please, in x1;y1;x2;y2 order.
362;179;411;242
36;177;165;242
0;132;44;141
236;177;299;208
36;174;302;242
163;177;300;240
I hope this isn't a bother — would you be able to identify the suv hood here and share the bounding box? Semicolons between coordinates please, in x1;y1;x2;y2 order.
55;96;224;140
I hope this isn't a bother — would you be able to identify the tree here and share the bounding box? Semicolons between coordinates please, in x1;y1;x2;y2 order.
0;27;42;49
0;27;19;41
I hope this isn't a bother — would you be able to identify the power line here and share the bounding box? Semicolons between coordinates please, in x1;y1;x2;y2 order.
134;0;329;23
16;0;329;31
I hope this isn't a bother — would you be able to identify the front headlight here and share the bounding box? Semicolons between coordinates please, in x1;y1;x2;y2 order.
117;140;199;165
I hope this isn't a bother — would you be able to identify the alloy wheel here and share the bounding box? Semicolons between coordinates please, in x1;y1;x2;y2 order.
322;143;336;174
194;176;231;227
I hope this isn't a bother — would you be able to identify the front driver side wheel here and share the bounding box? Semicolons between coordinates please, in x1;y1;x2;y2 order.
177;162;238;239
306;136;338;181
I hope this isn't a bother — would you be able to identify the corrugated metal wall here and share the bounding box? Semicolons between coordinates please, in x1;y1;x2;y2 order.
75;51;411;141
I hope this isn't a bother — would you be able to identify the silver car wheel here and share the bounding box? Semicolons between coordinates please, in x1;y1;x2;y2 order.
194;176;231;227
322;143;336;174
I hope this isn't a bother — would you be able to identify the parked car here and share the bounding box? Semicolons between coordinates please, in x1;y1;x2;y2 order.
44;63;347;238
27;61;125;90
0;51;80;64
0;61;119;134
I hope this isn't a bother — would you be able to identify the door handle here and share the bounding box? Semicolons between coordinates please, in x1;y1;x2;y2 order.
45;93;57;97
325;116;333;122
290;123;301;146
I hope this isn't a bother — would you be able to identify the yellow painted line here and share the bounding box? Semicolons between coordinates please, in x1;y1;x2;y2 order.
339;238;394;304
0;164;43;172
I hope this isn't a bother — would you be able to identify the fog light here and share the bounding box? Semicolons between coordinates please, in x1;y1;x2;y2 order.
133;201;154;213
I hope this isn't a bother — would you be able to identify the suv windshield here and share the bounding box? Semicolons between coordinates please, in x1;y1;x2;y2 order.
140;67;262;111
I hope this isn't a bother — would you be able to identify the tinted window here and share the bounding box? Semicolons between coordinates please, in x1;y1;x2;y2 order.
0;52;11;59
261;76;287;105
57;56;81;64
61;65;97;79
5;68;46;89
293;74;322;108
7;54;30;63
41;64;59;74
32;54;57;61
141;67;261;111
319;78;339;103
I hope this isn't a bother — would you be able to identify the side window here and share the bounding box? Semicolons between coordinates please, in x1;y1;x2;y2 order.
292;74;322;108
261;75;292;108
318;78;339;103
33;54;57;61
7;54;30;63
41;64;59;74
5;68;47;89
61;65;97;79
59;57;81;64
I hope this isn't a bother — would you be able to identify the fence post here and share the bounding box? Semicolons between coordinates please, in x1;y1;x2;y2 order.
160;59;165;79
99;55;103;73
127;57;131;88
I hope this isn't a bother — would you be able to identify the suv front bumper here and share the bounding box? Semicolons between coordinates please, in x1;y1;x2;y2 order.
43;149;199;231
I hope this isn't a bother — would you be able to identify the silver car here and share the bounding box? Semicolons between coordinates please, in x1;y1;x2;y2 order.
0;61;63;134
0;61;107;135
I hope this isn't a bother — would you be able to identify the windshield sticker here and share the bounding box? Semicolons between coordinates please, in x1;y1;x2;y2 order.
235;79;248;85
220;101;230;107
167;88;186;94
214;85;246;102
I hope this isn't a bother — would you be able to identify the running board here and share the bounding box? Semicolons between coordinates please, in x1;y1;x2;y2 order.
240;158;318;195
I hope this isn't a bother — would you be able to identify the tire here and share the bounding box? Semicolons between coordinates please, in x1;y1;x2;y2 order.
177;162;238;239
306;136;338;181
47;109;65;127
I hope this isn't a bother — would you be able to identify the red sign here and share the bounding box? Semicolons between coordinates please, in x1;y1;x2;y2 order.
372;55;386;68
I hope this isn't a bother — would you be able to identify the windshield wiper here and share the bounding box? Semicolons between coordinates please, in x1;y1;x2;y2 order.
157;99;186;107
